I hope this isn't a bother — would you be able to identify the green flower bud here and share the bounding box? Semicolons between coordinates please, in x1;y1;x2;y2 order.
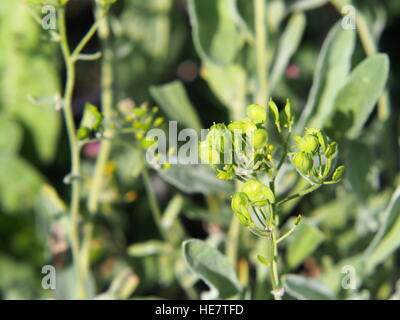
235;212;253;227
199;140;220;164
80;103;103;131
207;123;232;153
231;192;249;212
153;117;164;127
216;170;234;180
227;121;256;132
268;99;280;124
253;129;268;149
317;131;328;151
241;180;275;205
77;127;90;140
140;137;156;148
305;127;321;135
325;142;337;158
133;108;147;118
332;165;345;181
297;134;319;154
246;104;267;123
292;152;313;173
231;192;253;227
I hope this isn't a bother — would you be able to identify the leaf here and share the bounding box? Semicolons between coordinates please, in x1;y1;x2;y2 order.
327;54;389;139
150;80;202;130
159;164;234;195
364;187;400;272
269;12;306;90
296;22;355;131
286;219;324;269
0;2;60;162
319;255;362;294
283;274;333;300
188;0;242;65
0;114;22;154
202;62;246;117
182;239;241;299
55;266;96;300
0;153;44;212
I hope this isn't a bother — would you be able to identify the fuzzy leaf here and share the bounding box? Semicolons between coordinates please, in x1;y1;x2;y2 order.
182;239;241;299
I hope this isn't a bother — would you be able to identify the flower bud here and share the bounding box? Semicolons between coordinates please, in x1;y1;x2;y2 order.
246;104;267;123
199;141;220;164
207;123;232;153
253;129;268;149
317;131;328;151
227;121;256;132
325;142;337;158
231;192;253;227
241;180;275;205
305;127;320;135
77;127;90;140
297;134;319;154
292;152;313;173
332;165;345;181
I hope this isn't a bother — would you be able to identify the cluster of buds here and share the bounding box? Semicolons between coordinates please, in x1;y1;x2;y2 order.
200;99;344;237
117;99;171;170
199;104;275;181
291;127;344;184
118;99;165;149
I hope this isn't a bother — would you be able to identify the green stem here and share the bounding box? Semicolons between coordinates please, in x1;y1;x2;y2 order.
276;184;321;206
83;6;114;283
269;205;281;300
142;167;166;240
254;0;268;104
58;7;85;299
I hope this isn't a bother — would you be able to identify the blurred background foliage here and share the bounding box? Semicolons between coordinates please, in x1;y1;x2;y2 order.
0;0;399;299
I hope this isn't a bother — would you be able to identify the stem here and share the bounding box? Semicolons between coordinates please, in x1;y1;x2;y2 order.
254;0;268;104
276;184;321;206
58;7;85;299
83;6;114;283
142;167;166;240
269;205;282;300
71;16;104;60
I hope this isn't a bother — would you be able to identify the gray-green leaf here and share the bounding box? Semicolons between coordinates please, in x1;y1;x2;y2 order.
327;54;389;139
188;0;242;65
150;80;202;130
182;239;241;299
283;274;333;300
